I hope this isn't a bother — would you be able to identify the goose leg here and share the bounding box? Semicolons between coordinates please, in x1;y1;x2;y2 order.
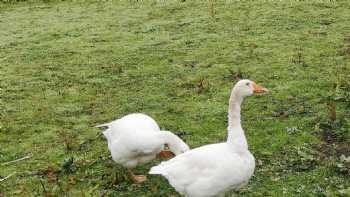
128;169;147;183
156;150;175;158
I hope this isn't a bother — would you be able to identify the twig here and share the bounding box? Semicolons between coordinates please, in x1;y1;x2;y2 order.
39;179;47;193
0;172;16;182
2;154;33;166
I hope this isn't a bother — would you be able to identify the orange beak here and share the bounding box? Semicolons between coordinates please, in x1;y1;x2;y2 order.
252;82;268;93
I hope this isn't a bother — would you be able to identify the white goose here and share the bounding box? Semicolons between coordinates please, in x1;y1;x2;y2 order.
149;79;268;197
96;113;190;183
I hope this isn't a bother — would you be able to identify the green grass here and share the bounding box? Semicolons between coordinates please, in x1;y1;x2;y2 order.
1;0;350;196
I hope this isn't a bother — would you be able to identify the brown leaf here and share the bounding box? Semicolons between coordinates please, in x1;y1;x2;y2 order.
68;176;76;185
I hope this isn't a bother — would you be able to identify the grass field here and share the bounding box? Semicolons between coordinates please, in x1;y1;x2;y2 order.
1;0;350;196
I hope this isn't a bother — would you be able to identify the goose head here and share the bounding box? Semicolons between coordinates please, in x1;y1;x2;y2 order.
171;141;190;155
102;130;114;146
233;79;268;98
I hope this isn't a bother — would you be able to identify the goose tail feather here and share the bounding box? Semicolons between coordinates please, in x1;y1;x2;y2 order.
95;122;110;129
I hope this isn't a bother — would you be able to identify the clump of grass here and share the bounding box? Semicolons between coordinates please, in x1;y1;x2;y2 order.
225;68;249;81
291;47;308;67
340;35;350;57
57;130;78;152
196;77;210;94
61;157;75;173
327;101;337;122
110;64;123;75
208;0;215;18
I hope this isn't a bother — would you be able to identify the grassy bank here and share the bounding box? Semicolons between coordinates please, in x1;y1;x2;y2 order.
1;0;349;196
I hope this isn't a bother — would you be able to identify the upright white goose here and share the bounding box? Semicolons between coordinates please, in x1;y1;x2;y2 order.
149;79;268;197
96;113;190;183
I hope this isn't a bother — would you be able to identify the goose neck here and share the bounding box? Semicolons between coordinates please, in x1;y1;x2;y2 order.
228;93;242;128
227;91;248;149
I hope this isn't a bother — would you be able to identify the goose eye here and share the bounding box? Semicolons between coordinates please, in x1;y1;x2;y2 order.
246;82;250;86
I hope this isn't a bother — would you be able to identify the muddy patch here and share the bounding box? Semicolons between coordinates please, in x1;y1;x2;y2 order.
317;125;350;158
